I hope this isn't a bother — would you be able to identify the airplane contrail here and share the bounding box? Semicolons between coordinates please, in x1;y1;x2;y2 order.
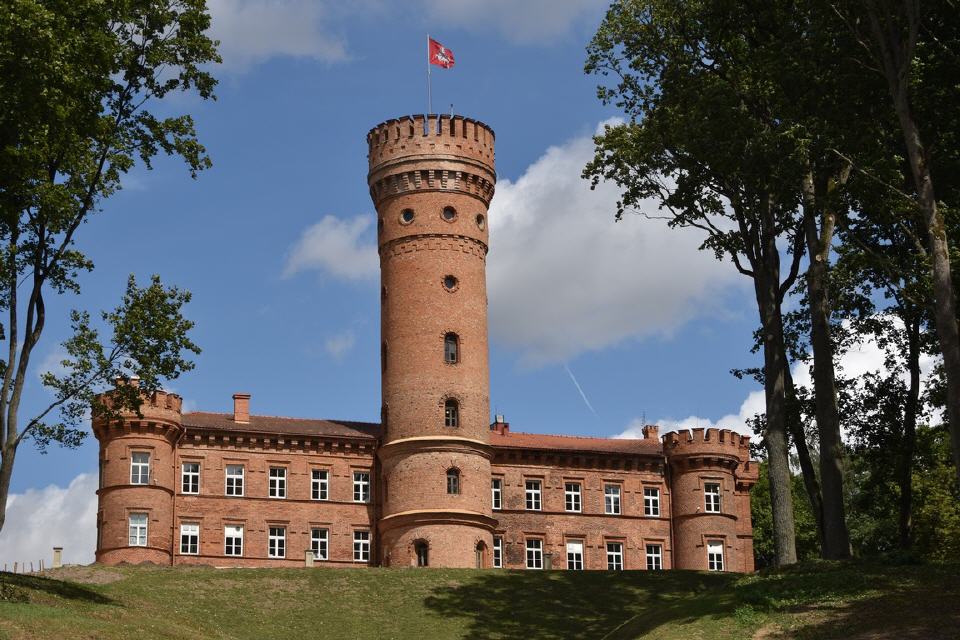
564;364;598;416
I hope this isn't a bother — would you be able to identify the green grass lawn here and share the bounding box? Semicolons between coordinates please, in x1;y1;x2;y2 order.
0;560;957;639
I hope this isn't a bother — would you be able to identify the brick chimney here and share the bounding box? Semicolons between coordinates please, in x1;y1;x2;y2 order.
642;424;659;440
233;393;251;423
490;414;510;435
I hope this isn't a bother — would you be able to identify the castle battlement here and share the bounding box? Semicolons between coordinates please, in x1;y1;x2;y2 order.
92;386;183;436
367;114;495;174
662;427;751;455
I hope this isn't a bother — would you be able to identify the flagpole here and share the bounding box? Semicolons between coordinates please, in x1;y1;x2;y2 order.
426;34;432;115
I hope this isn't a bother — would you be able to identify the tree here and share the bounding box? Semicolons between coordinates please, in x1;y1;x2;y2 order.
0;0;219;533
585;0;807;565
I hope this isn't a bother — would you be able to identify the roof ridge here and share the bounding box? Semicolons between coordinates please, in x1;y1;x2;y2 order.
182;411;380;426
503;430;645;442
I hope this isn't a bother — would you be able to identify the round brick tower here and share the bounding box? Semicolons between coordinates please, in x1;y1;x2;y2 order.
663;428;758;572
93;384;183;565
368;114;498;568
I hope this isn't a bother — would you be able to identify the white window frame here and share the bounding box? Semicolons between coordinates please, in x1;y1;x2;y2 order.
564;482;582;513
353;471;371;503
269;467;287;499
225;464;244;497
224;525;244;557
353;530;370;562
128;513;148;546
268;526;286;559
493;536;503;568
646;544;663;570
525;479;542;511
606;542;624;570
181;462;200;494
604;484;622;515
130;452;150;485
707;540;724;571
491;478;502;511
180;523;199;555
644;487;660;517
311;469;329;501
704;482;721;513
311;528;329;561
566;540;584;570
525;538;543;569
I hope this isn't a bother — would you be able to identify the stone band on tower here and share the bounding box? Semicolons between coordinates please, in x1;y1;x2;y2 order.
368;114;497;567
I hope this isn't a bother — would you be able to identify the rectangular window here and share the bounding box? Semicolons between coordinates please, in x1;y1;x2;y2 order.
606;542;624;570
181;462;200;494
525;539;543;569
311;528;329;561
646;544;663;570
644;487;661;517
604;484;622;515
566;540;584;570
268;526;286;559
128;513;148;546
707;541;724;571
180;523;199;555
491;478;502;511
704;482;721;513
564;482;582;512
353;471;371;503
311;469;329;501
225;464;244;497
525;480;541;511
224;525;243;557
130;452;150;485
354;531;370;562
269;467;287;499
493;536;503;568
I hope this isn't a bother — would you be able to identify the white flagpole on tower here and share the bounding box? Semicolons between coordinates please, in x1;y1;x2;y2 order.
427;34;432;115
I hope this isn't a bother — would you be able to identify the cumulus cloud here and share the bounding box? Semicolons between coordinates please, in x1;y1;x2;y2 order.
421;0;605;44
207;0;348;70
324;330;356;360
283;215;378;280
0;474;98;567
486;123;743;366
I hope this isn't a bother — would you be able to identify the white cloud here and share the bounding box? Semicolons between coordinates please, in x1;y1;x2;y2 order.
486;123;743;366
0;473;97;567
208;0;348;71
36;349;69;381
617;390;765;439
324;330;356;360
421;0;605;44
283;215;378;280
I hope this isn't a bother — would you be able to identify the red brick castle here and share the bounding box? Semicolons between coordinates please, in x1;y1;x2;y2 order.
94;114;758;571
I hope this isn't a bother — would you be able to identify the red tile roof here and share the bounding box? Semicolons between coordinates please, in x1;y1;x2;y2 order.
182;412;380;440
489;430;662;456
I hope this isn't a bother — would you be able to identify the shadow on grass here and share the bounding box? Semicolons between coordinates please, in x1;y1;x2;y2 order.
0;572;113;605
423;569;738;640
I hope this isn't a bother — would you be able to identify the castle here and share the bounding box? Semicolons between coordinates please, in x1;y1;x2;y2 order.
93;114;758;572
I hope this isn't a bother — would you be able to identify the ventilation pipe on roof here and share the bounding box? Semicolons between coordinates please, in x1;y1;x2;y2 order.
233;393;251;423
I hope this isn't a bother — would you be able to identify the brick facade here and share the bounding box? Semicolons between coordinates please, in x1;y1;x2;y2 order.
93;114;758;572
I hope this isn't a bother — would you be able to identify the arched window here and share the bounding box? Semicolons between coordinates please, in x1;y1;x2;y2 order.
415;540;429;567
444;333;459;364
447;468;461;495
444;399;459;428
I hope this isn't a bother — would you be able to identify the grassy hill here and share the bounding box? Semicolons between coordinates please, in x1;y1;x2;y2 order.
0;560;957;639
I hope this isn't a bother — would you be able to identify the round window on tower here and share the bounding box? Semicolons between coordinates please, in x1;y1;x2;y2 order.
442;206;457;222
400;209;415;225
443;275;458;292
476;213;486;230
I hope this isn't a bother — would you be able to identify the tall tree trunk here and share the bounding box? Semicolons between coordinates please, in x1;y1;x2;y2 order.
754;206;798;565
801;171;851;559
0;445;15;533
784;363;825;544
899;313;921;548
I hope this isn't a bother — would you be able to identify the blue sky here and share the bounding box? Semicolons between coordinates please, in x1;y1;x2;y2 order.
3;0;777;563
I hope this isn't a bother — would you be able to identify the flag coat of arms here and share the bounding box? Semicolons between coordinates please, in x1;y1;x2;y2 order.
429;38;455;68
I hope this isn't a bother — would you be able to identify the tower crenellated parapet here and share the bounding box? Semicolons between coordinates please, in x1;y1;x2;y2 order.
93;384;184;566
663;427;757;573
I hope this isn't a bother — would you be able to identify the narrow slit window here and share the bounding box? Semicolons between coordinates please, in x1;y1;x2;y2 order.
444;333;459;364
447;468;461;495
444;399;459;427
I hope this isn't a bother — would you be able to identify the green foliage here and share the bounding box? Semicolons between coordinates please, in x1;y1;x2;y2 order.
750;462;820;568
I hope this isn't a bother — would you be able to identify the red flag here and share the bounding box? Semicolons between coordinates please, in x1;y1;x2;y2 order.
429;38;455;69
